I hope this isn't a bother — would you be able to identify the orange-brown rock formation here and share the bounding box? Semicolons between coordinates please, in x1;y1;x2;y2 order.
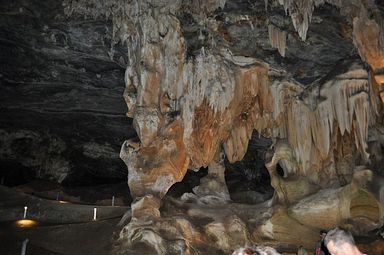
65;0;384;254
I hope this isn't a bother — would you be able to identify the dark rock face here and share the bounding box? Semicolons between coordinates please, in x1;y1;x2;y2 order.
180;1;357;84
0;0;134;185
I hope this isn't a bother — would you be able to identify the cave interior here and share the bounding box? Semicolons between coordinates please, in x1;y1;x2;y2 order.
0;0;384;254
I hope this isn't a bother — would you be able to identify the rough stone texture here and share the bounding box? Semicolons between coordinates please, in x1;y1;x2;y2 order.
120;120;189;199
60;0;384;254
2;0;384;254
0;0;134;184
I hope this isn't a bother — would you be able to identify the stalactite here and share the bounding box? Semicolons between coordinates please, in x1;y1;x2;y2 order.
264;0;269;11
223;65;271;163
276;0;313;41
380;20;384;50
328;79;371;160
310;102;332;159
268;24;287;57
59;1;384;254
278;0;293;14
270;80;304;139
269;70;373;173
64;1;378;172
275;0;346;41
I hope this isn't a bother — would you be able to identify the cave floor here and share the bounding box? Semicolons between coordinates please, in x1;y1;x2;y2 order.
0;184;128;255
1;184;383;255
0;218;120;255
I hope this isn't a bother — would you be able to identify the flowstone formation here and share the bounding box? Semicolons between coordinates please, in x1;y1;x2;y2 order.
64;0;384;254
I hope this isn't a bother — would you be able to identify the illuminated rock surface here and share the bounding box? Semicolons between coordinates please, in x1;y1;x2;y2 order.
1;0;384;254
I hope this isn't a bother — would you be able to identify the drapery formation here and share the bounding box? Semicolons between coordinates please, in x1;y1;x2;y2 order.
64;0;384;254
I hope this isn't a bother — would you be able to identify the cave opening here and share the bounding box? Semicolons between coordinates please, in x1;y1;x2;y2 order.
166;167;208;198
224;130;274;204
276;162;285;178
166;131;274;205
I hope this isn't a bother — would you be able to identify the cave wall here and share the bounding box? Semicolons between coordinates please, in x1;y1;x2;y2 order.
0;0;135;185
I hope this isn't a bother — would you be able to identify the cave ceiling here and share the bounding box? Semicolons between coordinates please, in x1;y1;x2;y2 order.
182;0;357;85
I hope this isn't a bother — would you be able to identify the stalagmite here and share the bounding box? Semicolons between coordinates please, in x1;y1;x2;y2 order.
62;0;384;254
268;24;286;57
187;153;230;204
